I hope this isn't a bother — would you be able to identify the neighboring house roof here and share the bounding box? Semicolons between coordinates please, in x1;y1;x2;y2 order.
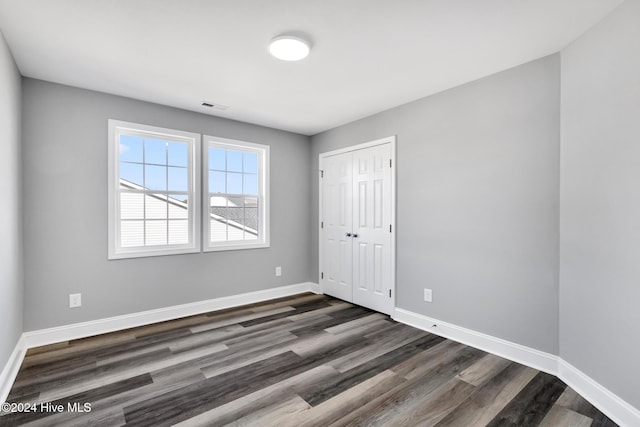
119;179;258;238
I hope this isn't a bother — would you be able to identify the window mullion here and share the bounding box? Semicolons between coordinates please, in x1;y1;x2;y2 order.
142;138;147;247
165;141;169;245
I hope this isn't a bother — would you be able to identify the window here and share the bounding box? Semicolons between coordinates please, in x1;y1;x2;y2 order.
108;120;201;259
108;123;268;258
203;136;269;251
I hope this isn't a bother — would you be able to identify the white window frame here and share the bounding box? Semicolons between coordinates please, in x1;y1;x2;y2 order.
202;135;270;252
108;120;201;259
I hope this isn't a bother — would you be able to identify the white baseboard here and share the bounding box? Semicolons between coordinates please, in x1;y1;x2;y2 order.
22;282;316;349
393;307;639;427
309;282;321;294
0;336;27;404
558;359;640;427
393;308;559;374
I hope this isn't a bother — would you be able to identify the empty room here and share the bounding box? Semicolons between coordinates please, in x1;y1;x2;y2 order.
0;1;638;426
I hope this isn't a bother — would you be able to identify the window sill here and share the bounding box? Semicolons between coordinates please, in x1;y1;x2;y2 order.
108;246;201;260
203;241;270;252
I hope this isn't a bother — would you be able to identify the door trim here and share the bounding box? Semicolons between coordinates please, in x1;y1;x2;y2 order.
318;135;397;314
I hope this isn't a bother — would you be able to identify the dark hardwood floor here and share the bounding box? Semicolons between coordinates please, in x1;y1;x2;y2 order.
0;293;617;426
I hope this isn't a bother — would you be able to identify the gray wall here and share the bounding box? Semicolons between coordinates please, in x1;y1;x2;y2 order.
22;79;312;331
560;0;640;409
0;32;23;369
311;55;561;353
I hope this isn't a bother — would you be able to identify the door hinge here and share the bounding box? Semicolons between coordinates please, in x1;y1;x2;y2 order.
320;170;324;178
390;159;392;168
389;224;392;233
389;289;392;298
321;272;324;279
321;221;324;229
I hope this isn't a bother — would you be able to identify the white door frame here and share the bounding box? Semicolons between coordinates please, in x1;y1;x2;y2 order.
319;135;397;312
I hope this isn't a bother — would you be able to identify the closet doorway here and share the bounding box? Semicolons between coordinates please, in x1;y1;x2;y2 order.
319;136;396;315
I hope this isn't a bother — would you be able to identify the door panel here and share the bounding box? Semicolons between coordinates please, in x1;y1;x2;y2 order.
352;144;392;314
321;152;353;302
357;241;368;290
374;243;383;294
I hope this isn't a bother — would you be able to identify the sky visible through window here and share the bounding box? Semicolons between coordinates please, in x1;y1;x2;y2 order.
119;135;259;196
208;147;258;195
119;135;189;192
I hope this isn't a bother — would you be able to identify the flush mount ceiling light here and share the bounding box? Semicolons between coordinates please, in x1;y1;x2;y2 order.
269;35;310;61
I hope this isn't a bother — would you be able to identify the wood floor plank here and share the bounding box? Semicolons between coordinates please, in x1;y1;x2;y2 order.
39;343;228;403
456;353;513;387
374;377;477;426
46;409;127;427
286;301;352;321
288;320;387;358
218;328;297;352
12;355;98;390
223;395;310;427
23;341;69;356
591;412;620;427
328;323;428;372
189;306;297;333
391;339;465;379
124;351;315;426
172;366;339;427
555;387;601;419
3;391;40;406
327;305;373;321
84;328;194;363
287;307;381;338
435;362;539;427
0;294;616;427
239;293;327;313
129;314;211;339
200;339;297;379
0;374;152;426
150;363;206;386
192;322;331;380
486;371;567;426
177;318;295;355
13;363;206;427
539;405;593;427
165;324;245;353
238;300;332;327
291;370;406;427
323;312;387;334
327;346;486;426
299;333;445;407
11;348;165;401
390;338;481;385
16;326;195;387
20;332;137;368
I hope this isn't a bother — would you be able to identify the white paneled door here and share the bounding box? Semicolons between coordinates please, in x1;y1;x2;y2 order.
321;150;354;302
320;139;394;315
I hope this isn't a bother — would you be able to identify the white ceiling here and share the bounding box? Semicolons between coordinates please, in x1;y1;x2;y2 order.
0;0;624;135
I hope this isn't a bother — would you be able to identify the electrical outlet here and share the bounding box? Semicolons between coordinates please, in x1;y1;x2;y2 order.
423;288;432;303
69;293;82;308
275;266;282;277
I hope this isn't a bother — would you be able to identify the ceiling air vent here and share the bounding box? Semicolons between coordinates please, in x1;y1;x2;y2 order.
201;102;229;110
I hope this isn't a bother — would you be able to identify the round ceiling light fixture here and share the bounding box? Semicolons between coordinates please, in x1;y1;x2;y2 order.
269;35;310;61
